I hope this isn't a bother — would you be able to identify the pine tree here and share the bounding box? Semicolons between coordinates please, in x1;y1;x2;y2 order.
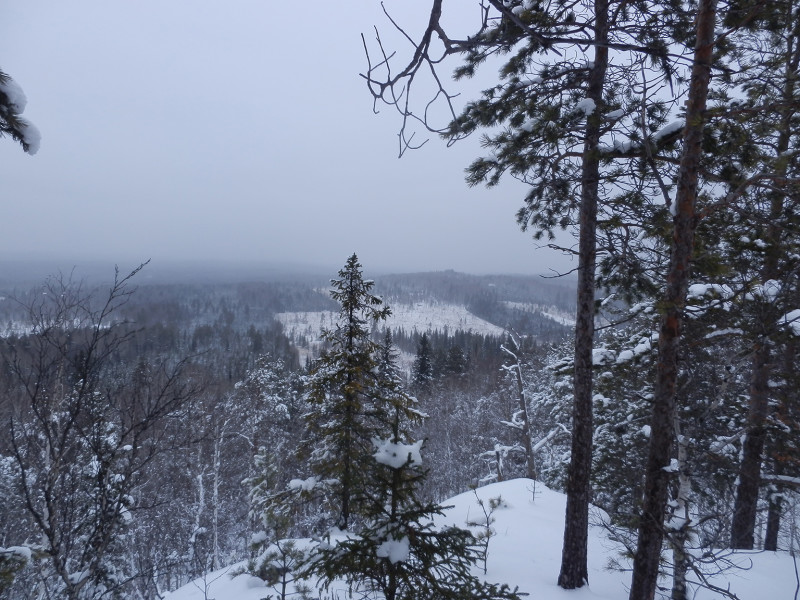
363;0;689;587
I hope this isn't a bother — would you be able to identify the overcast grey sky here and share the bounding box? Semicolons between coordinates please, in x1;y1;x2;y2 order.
1;1;576;277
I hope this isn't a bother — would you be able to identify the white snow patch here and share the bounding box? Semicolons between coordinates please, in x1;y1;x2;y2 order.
573;98;596;116
653;120;684;141
662;458;680;472
592;347;616;366
616;349;635;364
376;536;410;563
373;438;423;469
287;476;317;492
779;309;800;336
276;301;505;370
0;77;27;111
250;531;268;546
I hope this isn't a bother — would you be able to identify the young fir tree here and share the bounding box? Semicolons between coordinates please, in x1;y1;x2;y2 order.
303;333;521;600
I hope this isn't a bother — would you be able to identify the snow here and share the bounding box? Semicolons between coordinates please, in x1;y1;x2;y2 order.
652;120;684;141
754;279;782;301
0;77;27;112
704;328;743;339
19;119;41;155
574;98;597;116
287;476;317;492
592;347;616;366
375;536;410;563
250;531;268;545
779;309;800;335
662;458;680;472
0;75;41;155
615;349;634;364
164;478;800;600
373;437;423;469
687;283;734;301
503;301;575;327
0;546;32;561
275;300;506;368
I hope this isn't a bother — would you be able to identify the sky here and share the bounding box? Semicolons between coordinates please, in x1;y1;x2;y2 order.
0;1;577;277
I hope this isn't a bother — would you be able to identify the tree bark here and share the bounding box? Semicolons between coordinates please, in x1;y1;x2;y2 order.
730;13;798;547
764;492;782;551
731;341;771;548
628;1;717;598
557;0;608;588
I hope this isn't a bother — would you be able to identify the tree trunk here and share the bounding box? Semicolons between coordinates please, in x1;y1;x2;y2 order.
730;15;797;547
628;1;716;598
557;0;608;588
504;337;537;480
731;341;771;548
764;493;782;551
670;415;691;600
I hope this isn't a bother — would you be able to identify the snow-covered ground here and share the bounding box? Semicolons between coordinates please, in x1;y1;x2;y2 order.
503;301;576;327
275;300;507;367
165;479;798;600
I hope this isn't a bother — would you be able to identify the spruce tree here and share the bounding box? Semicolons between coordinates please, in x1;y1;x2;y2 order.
302;254;392;530
411;333;434;393
303;332;521;600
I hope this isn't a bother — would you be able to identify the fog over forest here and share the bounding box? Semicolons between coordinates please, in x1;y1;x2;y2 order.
2;1;800;600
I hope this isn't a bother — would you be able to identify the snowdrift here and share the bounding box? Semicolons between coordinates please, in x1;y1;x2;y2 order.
165;479;798;600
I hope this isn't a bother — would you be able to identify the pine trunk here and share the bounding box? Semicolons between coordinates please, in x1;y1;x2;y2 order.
764;493;782;551
628;1;716;598
731;19;797;547
731;342;771;548
557;0;607;588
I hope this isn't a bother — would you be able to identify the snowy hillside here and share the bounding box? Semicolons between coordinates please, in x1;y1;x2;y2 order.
502;301;576;327
165;479;797;600
275;300;507;367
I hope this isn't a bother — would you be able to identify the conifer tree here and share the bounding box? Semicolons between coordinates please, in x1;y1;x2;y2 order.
303;332;521;600
363;1;685;587
302;254;392;530
411;333;434;393
721;0;800;550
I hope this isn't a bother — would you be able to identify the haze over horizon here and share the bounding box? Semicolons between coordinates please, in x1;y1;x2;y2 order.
1;2;576;278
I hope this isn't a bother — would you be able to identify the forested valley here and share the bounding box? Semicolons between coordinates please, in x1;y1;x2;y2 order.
0;262;579;598
2;0;800;598
0;250;798;600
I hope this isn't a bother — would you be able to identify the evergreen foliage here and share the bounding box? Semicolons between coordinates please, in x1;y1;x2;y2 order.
301;254;393;530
